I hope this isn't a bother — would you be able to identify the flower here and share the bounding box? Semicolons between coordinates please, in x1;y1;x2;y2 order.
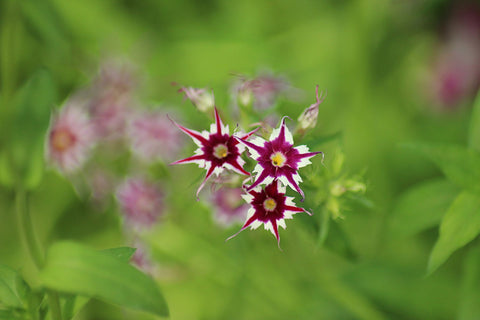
45;104;96;173
171;107;257;199
227;180;310;246
297;85;326;132
234;73;290;110
209;187;248;227
178;86;215;112
116;178;164;230
129;110;184;162
237;117;322;200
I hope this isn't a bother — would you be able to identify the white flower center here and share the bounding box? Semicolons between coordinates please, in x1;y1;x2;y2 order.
213;143;229;159
270;151;286;167
51;128;75;152
263;197;277;212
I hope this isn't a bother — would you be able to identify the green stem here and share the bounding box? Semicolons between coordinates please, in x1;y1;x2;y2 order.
16;189;44;268
16;189;63;320
47;290;63;320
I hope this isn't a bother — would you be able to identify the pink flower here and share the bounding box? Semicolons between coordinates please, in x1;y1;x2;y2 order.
129;111;184;162
234;73;290;110
237;117;322;200
88;62;137;140
116;178;164;230
227;180;310;246
171;107;257;199
45;105;96;173
178;86;215;112
209;187;248;227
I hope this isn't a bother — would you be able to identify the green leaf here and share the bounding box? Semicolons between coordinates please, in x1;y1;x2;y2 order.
389;178;459;237
468;90;480;152
458;245;480;320
428;192;480;275
39;241;168;317
60;247;137;319
7;69;57;190
101;247;136;262
407;143;480;195
0;264;29;309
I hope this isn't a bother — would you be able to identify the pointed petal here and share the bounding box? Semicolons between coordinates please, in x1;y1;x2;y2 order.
225;214;258;242
270;219;281;249
196;165;216;200
214;107;223;134
236;136;264;155
284;172;305;201
170;154;205;165
168;115;208;144
246;168;272;191
284;205;305;212
240;127;260;140
227;159;250;176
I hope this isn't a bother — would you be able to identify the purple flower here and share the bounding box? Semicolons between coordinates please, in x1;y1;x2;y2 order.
45;104;96;173
237;117;322;200
116;178;164;230
129;110;184;162
227;180;310;246
171;107;256;199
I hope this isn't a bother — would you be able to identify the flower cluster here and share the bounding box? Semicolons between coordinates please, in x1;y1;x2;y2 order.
172;86;324;246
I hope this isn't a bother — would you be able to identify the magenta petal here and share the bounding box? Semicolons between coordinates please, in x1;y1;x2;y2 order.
214;107;223;134
245;169;271;191
236;137;264;154
170;154;205;165
169;116;208;144
284;173;305;201
196;166;216;200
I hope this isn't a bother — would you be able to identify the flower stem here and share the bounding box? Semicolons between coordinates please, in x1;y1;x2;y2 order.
16;189;63;320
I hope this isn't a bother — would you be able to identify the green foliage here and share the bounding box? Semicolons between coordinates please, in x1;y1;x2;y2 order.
0;70;56;190
390;178;459;237
407;143;480;195
0;265;29;309
468;91;480;152
39;241;168;318
428;192;480;275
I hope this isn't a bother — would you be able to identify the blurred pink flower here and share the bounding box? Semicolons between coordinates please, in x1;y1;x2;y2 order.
209;187;248;227
131;241;157;275
88;62;137;140
178;86;215;112
234;72;290;110
46;105;96;173
428;2;480;109
129;111;184;162
116;178;164;230
87;168;116;206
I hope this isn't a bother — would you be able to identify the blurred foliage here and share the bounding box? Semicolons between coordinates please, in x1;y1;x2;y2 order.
2;0;480;319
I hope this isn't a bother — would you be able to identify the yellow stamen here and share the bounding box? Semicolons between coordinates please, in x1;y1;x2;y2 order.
213;144;229;159
270;151;286;167
263;198;277;212
51;129;75;152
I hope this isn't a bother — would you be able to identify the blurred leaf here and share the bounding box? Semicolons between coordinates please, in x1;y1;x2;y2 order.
40;241;169;317
389;178;459;237
458;244;480;320
428;192;480;275
0;264;29;309
8;69;56;190
406;143;480;195
0;152;14;188
468;90;480;152
101;247;136;262
0;310;24;320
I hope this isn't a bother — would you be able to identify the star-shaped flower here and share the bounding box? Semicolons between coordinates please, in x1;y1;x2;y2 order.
227;180;310;246
237;117;322;200
171;107;256;199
